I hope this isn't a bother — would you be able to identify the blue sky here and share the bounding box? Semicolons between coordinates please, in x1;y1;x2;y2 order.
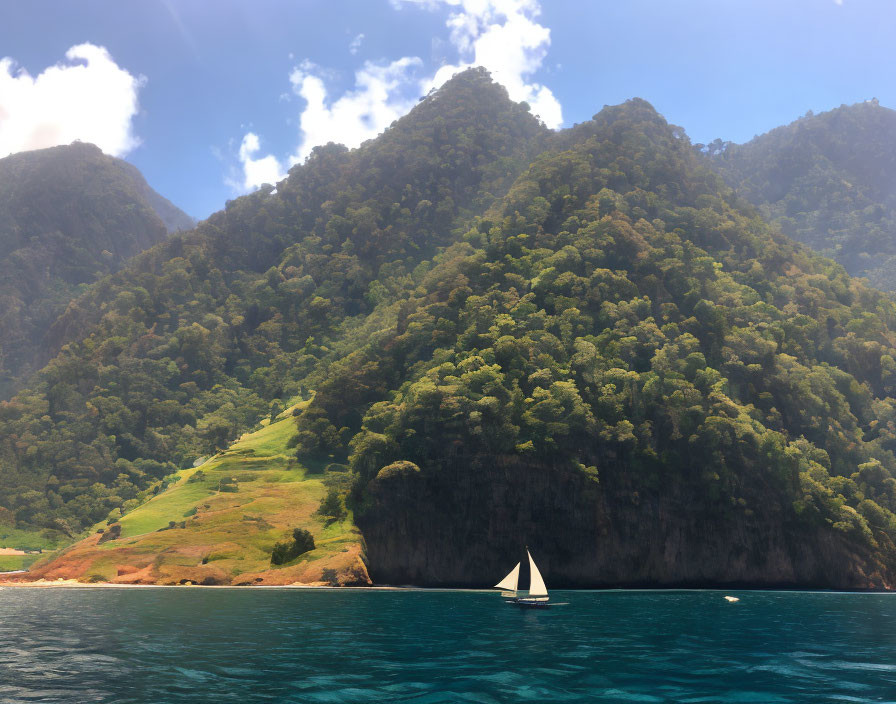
1;0;894;219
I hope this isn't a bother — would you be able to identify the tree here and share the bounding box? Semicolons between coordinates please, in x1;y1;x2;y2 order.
317;489;347;523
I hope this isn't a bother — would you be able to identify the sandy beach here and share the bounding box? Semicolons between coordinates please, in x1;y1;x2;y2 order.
0;578;490;590
0;579;333;588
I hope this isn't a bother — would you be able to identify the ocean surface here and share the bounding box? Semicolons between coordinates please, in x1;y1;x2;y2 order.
0;588;895;703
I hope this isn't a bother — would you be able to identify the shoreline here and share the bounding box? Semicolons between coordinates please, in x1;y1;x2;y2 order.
0;579;411;590
1;579;895;594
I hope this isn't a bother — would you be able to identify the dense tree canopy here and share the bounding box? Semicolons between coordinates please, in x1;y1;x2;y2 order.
704;100;896;290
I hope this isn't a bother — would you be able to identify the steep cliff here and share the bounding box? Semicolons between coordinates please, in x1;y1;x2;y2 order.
361;456;891;588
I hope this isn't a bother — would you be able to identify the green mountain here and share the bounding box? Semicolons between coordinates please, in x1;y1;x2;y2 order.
704;100;896;290
4;71;896;588
0;142;194;398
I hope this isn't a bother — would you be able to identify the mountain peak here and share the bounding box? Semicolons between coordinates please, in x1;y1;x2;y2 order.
401;66;546;134
424;66;509;102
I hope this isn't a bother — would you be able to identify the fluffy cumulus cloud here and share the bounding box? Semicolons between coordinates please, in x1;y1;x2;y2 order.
234;0;560;192
0;43;143;158
289;56;423;162
235;57;422;188
238;133;286;191
415;0;562;127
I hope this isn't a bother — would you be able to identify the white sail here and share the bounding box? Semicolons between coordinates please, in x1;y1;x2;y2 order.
494;562;520;591
527;550;549;599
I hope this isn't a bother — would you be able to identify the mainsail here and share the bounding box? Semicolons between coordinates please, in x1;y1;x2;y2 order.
527;550;549;599
494;562;520;591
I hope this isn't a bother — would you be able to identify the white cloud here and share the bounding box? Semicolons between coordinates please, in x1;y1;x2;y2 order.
349;33;365;55
0;43;143;158
234;0;560;191
238;132;285;190
423;0;562;128
289;56;422;162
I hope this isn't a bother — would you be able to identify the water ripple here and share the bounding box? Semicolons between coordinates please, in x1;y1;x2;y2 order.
1;589;896;702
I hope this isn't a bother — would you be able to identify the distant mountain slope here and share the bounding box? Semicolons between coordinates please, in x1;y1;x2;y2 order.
136;179;196;234
0;142;194;397
704;101;896;289
6;73;896;589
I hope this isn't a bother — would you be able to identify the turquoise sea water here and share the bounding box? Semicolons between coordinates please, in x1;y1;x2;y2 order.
1;588;895;703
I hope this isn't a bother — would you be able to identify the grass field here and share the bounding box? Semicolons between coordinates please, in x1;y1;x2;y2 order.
0;525;66;552
26;411;369;586
0;554;41;572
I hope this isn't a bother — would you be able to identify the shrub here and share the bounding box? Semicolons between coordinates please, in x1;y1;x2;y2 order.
157;520;186;532
317;489;347;522
98;523;122;544
304;460;327;475
218;477;239;493
375;460;421;481
270;528;316;565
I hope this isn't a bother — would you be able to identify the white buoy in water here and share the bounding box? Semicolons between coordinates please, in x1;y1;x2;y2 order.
724;596;739;603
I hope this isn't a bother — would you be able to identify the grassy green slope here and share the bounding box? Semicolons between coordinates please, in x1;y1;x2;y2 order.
0;525;67;572
23;411;368;585
0;554;41;572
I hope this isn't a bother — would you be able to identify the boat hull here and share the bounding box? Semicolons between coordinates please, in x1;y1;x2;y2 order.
509;598;550;609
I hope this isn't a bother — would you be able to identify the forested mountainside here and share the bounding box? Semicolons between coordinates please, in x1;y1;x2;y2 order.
0;143;194;398
0;69;548;542
704;101;896;290
5;70;896;587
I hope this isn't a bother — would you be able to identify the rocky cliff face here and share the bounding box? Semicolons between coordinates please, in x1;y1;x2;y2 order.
359;455;893;589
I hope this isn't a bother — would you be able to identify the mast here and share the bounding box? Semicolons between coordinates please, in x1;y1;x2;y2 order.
527;549;549;600
494;562;520;591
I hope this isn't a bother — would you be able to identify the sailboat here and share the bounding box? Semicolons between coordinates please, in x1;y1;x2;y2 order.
494;548;550;608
